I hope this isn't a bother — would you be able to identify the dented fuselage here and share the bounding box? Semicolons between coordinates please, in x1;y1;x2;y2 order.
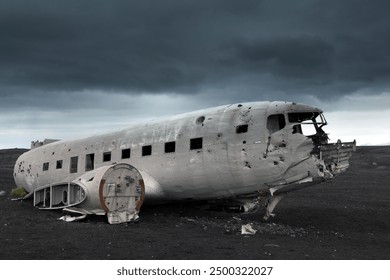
14;101;355;220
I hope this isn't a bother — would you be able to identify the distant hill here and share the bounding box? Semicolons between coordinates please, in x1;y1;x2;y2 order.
0;149;28;190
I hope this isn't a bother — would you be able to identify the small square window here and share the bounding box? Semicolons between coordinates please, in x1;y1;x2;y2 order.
103;152;111;162
190;137;203;150
267;114;286;134
70;156;78;173
42;162;49;171
122;148;131;159
142;145;152;156
236;124;248;134
56;160;63;169
85;153;95;171
165;141;176;153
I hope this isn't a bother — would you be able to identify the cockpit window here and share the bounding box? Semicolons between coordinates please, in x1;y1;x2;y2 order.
267;114;286;134
288;112;328;144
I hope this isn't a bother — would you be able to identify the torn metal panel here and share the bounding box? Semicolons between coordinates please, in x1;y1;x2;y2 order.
319;140;356;175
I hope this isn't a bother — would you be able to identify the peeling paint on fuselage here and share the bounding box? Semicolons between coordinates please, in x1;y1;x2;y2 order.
13;101;355;207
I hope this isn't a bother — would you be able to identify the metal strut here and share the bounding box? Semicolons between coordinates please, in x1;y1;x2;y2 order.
263;194;285;221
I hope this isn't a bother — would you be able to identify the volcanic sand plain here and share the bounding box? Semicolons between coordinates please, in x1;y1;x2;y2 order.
0;147;389;259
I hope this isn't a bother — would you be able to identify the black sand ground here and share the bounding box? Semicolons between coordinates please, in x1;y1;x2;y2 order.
0;147;389;259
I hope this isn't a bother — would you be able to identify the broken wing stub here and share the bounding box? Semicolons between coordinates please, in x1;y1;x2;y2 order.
33;163;145;224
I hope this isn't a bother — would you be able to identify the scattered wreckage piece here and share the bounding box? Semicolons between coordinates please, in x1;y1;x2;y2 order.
241;223;257;235
33;163;145;224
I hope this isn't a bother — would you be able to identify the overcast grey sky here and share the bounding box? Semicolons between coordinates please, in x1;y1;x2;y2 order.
1;0;390;148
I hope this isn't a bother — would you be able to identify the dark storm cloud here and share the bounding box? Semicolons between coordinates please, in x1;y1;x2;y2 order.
1;0;390;103
219;36;335;79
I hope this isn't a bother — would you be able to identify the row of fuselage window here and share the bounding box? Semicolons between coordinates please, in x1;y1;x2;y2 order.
41;137;205;173
40;123;250;174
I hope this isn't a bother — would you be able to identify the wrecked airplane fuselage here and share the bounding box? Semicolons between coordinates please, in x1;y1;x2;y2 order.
14;101;355;223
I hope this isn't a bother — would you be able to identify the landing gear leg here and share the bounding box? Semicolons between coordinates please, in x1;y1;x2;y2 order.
262;194;284;221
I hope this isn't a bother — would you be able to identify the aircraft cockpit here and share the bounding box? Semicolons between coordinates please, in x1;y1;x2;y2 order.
266;107;329;146
288;111;329;146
